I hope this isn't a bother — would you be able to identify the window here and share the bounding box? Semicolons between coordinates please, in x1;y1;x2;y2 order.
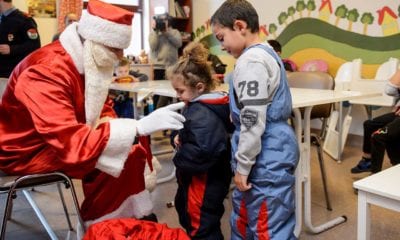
83;0;144;56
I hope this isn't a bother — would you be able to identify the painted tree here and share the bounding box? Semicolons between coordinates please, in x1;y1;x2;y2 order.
278;12;289;27
288;6;296;21
306;0;316;17
360;12;374;35
347;9;359;31
296;0;306;18
196;27;201;38
269;23;278;39
334;4;348;26
200;25;206;37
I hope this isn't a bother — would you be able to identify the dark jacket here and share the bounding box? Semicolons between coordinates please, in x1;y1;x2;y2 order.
171;92;233;175
0;8;41;78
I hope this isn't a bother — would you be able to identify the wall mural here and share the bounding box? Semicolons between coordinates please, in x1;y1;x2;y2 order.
193;0;400;78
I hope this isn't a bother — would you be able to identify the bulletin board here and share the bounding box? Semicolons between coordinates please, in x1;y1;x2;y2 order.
27;0;56;18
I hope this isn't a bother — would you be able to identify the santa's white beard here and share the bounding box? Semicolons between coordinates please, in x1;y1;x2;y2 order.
83;40;118;127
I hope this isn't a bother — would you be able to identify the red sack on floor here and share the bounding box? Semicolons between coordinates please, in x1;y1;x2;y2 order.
83;218;190;240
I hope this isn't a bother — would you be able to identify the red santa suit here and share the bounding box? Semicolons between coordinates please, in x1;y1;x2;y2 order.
0;1;153;225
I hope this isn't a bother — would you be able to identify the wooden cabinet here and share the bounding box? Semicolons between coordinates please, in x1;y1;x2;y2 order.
149;0;193;44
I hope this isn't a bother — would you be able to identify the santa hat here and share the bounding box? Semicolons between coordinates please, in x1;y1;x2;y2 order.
78;0;134;49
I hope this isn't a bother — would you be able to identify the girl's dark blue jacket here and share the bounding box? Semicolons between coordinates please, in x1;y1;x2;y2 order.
171;92;234;175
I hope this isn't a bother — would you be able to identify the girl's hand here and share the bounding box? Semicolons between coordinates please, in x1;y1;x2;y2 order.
174;135;181;149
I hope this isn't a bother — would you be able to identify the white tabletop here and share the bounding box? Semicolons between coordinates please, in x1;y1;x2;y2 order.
291;88;379;108
353;164;400;201
349;95;394;107
110;81;380;107
110;80;229;99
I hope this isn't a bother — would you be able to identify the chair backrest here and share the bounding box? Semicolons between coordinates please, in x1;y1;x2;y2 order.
287;71;334;118
375;57;399;80
334;58;362;90
130;64;154;80
299;59;329;73
287;71;334;90
349;58;399;106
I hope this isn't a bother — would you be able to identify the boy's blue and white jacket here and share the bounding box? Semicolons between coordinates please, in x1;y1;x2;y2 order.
229;43;299;240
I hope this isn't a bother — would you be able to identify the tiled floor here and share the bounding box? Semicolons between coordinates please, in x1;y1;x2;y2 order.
1;133;400;239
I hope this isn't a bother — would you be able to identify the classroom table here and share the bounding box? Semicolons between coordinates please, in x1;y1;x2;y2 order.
353;164;400;240
110;81;380;236
349;79;395;119
109;80;169;119
350;95;395;120
290;88;380;236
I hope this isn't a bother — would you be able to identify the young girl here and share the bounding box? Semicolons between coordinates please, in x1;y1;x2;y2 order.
168;42;233;239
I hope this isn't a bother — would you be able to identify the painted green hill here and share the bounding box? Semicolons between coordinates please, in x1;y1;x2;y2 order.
277;18;400;51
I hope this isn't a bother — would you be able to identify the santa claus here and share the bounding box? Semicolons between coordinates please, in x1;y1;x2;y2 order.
0;0;185;233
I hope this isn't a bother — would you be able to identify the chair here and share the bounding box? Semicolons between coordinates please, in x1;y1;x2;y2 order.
287;71;334;211
130;63;154;80
374;57;399;81
334;58;362;91
299;59;329;73
0;171;86;239
349;57;399;119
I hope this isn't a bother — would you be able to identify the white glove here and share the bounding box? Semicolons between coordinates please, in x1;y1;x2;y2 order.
137;102;186;136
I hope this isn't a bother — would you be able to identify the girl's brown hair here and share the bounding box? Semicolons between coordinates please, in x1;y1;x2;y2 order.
166;42;217;92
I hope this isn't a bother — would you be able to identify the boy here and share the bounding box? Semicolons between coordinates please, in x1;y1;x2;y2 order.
211;1;299;239
109;57;138;118
351;69;400;174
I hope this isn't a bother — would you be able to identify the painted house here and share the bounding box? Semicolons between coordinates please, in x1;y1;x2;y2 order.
318;0;332;22
377;6;399;36
259;24;269;41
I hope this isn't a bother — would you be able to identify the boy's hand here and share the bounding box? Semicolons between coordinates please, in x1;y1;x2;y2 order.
234;172;252;191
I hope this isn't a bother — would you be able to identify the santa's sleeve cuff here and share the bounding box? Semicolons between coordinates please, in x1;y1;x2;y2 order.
96;118;138;177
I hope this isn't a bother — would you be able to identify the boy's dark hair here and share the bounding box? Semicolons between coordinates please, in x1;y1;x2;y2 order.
267;40;282;53
211;0;259;33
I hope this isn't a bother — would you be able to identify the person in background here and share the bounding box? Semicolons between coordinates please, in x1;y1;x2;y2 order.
267;39;296;72
109;57;139;119
211;1;299;239
149;12;182;108
52;12;79;42
200;39;227;75
0;0;40;78
169;42;233;239
0;0;185;234
351;69;400;174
